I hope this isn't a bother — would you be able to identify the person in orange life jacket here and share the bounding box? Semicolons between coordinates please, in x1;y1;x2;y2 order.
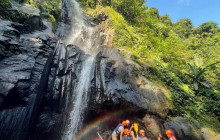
112;120;130;140
166;130;177;140
137;130;148;140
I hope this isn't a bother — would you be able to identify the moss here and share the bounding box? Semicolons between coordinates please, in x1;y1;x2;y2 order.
25;0;37;7
37;0;62;31
2;0;62;32
0;43;20;57
132;66;141;77
0;0;12;20
48;14;57;31
0;0;33;25
185;114;220;133
4;30;19;37
11;11;32;23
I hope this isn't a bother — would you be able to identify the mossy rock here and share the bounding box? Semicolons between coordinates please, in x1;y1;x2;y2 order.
22;15;45;33
14;0;26;4
0;43;20;60
0;0;12;20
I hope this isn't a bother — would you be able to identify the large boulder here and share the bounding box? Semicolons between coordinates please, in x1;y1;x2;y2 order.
142;114;166;139
201;128;216;140
164;117;203;140
131;76;169;118
216;135;220;140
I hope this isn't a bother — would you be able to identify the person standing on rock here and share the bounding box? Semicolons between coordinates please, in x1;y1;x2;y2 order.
137;130;149;140
112;120;130;140
166;130;177;140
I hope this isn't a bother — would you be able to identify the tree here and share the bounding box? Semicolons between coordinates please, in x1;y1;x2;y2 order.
194;22;219;37
146;7;159;19
174;18;193;38
160;14;172;26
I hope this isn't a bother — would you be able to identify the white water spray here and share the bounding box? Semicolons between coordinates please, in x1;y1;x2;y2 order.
65;0;96;54
62;0;99;139
62;56;95;140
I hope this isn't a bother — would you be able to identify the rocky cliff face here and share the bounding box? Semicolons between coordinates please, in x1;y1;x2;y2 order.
0;13;58;139
0;1;219;140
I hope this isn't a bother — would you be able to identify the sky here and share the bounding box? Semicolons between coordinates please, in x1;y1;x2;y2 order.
146;0;220;27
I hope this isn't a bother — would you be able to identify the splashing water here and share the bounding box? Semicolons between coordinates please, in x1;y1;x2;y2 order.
64;0;96;54
62;0;99;139
63;56;95;140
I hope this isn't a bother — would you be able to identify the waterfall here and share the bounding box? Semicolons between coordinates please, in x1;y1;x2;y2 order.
62;0;99;139
62;56;95;140
64;0;97;54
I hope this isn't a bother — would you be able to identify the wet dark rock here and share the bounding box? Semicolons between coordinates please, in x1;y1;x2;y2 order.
86;13;109;26
0;15;59;140
0;19;21;59
31;44;84;140
11;3;40;16
0;82;15;96
142;114;166;140
87;48;141;113
22;16;45;33
0;55;35;87
164;117;204;140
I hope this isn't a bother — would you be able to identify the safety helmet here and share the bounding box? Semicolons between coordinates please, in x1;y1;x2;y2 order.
122;121;127;126
166;130;173;137
139;130;145;135
123;128;130;134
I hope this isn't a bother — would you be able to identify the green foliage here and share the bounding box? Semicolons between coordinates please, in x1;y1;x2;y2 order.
0;0;29;22
77;0;97;8
0;0;61;32
187;56;220;93
0;44;20;57
174;18;193;38
160;14;172;26
0;0;12;20
146;7;159;19
32;0;62;31
195;22;219;35
80;0;148;24
82;2;220;132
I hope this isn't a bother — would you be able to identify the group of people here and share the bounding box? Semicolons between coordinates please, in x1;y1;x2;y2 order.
111;120;177;140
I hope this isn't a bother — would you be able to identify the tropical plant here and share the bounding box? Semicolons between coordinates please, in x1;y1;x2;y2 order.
187;55;220;94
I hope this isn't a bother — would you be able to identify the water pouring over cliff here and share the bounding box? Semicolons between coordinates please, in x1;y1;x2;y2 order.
61;0;99;139
63;0;99;55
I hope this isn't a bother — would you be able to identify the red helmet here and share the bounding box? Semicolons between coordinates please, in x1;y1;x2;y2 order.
166;130;173;137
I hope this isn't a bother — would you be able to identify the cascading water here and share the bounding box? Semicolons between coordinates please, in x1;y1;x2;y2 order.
62;0;99;139
62;56;95;140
